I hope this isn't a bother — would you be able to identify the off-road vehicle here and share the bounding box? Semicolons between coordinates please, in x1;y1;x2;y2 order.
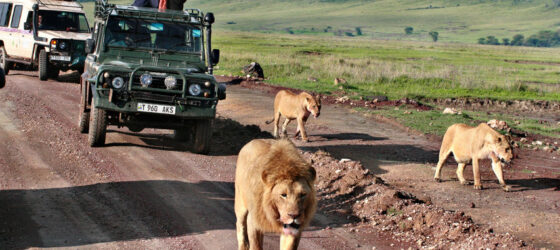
0;0;90;80
79;0;224;154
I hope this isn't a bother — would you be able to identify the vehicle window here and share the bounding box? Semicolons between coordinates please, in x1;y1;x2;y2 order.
0;3;12;27
105;17;202;53
10;5;22;28
37;10;89;32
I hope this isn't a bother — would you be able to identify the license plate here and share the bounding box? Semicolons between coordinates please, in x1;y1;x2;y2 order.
50;55;71;61
137;103;176;115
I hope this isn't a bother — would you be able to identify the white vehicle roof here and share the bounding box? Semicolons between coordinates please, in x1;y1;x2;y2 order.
12;0;84;13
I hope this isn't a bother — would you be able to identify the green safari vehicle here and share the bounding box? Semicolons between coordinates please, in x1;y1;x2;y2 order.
79;0;224;154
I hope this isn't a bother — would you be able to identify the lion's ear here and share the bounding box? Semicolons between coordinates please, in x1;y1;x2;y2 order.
261;169;274;186
307;166;316;182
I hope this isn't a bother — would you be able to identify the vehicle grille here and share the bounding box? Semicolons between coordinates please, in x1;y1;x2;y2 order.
131;75;185;91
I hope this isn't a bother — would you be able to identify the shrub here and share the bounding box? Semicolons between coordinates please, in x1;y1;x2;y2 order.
429;31;439;42
486;35;500;45
356;27;362;36
404;26;413;35
478;37;486;44
502;38;510;46
511;34;524;46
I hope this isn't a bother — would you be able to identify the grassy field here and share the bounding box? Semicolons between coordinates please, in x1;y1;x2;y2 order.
85;0;560;44
209;31;560;101
186;0;560;44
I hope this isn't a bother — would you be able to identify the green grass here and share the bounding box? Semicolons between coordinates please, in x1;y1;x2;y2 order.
186;0;560;44
359;106;560;138
208;31;560;101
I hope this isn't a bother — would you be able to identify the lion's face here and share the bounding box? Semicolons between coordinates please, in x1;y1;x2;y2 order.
270;178;313;236
493;135;513;163
305;96;321;118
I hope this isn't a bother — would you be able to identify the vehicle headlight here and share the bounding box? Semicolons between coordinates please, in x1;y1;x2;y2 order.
140;73;152;87
188;83;201;96
111;77;125;89
164;76;177;89
59;41;67;50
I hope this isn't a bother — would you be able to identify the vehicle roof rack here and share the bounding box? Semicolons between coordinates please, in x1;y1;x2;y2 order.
37;0;83;9
95;0;203;23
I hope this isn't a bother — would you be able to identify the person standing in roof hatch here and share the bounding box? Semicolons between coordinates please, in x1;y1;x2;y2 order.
131;0;186;10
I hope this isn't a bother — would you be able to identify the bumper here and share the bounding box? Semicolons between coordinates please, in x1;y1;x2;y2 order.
93;90;217;119
49;52;85;69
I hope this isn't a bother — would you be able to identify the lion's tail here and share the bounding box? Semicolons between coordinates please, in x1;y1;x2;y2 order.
265;118;274;124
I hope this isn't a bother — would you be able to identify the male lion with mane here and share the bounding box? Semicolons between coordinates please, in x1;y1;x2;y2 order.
265;90;321;142
434;123;513;191
235;139;317;250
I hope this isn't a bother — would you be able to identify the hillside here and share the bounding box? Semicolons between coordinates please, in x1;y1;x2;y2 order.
183;0;560;44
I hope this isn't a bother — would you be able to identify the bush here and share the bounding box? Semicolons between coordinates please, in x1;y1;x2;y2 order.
511;34;524;46
478;37;486;44
404;26;413;35
502;38;510;46
429;31;439;42
486;35;500;45
356;27;362;36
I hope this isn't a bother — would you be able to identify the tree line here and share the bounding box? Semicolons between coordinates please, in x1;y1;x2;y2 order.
478;30;560;47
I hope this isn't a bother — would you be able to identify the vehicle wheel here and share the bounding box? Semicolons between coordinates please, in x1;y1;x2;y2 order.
38;49;49;81
48;66;59;79
0;47;9;75
78;83;90;133
192;119;212;154
0;67;5;89
88;104;107;147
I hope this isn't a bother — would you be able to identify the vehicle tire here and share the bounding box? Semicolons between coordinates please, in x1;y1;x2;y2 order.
0;47;9;75
0;67;5;89
38;49;49;81
88;104;107;147
192;119;212;154
78;83;90;133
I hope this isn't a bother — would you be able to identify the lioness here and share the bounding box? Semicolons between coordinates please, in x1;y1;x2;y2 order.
235;139;317;250
434;123;513;191
265;90;321;142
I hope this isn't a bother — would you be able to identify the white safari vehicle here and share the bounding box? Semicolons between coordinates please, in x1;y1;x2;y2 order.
0;0;90;80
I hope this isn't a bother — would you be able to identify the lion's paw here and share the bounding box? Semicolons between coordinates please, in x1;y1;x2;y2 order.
473;184;483;190
502;185;511;192
434;177;442;183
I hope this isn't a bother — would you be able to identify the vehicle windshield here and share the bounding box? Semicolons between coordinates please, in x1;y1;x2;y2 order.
33;10;89;32
105;17;203;53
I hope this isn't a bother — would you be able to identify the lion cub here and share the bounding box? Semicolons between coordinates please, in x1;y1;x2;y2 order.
235;139;317;250
266;90;321;142
434;123;513;191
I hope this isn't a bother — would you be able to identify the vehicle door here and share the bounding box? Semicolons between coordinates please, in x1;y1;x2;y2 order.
7;4;27;58
0;3;14;53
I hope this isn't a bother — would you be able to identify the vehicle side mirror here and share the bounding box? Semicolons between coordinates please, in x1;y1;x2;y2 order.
204;12;215;24
85;38;95;54
24;21;32;30
212;49;219;65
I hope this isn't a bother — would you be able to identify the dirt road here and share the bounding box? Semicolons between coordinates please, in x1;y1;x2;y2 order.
0;71;558;249
0;71;405;249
